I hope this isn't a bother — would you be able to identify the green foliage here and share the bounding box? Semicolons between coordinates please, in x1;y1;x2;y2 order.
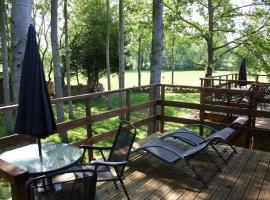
69;0;119;91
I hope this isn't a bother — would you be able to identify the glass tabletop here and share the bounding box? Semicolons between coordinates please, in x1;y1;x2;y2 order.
0;142;82;176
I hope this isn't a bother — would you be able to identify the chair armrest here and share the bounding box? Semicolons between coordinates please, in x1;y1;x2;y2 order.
80;145;112;162
90;160;128;167
80;145;112;151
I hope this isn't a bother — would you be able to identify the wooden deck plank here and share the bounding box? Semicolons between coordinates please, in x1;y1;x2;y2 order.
179;146;242;200
98;155;163;200
226;150;262;200
257;151;270;200
242;151;270;199
193;147;244;200
209;148;253;200
142;152;206;200
130;161;183;200
96;153;145;197
95;133;270;200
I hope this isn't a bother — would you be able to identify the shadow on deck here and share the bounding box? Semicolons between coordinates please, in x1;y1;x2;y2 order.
96;143;270;200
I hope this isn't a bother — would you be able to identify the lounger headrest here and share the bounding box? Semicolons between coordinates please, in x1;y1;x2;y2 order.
232;116;249;126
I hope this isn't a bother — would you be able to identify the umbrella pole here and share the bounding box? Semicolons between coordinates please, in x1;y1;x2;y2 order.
38;139;42;157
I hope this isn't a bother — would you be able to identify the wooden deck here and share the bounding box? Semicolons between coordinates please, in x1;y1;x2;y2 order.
96;136;270;200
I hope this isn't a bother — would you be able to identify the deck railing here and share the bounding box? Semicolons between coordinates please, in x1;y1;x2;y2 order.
200;73;269;87
0;83;270;200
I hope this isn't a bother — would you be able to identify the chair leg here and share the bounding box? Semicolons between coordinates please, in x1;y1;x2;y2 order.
113;180;119;190
184;160;208;188
210;144;227;165
118;178;130;200
229;144;237;153
203;151;221;172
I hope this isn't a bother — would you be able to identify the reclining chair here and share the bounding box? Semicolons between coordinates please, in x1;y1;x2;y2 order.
162;115;249;163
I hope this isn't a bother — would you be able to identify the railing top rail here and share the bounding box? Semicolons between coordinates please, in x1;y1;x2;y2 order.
201;73;268;80
1;83;270;112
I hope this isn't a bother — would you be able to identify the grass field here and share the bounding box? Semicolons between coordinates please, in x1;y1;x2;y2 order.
72;70;238;89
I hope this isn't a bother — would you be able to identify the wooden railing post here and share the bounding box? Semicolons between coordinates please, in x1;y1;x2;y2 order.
85;98;93;161
160;85;165;133
0;160;29;200
256;75;259;83
199;87;205;136
126;89;131;121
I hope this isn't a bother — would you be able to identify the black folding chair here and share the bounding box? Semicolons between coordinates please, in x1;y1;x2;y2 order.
27;164;97;200
139;138;221;188
163;116;249;164
80;120;137;200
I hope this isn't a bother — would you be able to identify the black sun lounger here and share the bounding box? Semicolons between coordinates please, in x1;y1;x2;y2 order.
139;138;221;188
162;116;249;164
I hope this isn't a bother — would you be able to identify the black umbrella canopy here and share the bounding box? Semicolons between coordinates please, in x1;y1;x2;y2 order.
238;58;247;86
15;24;56;139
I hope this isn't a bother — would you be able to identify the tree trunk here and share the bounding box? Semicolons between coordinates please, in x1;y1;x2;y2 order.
150;0;163;86
51;0;68;142
0;0;13;132
64;0;74;118
205;0;214;79
11;0;33;103
171;35;175;85
106;0;112;109
137;32;142;86
118;0;125;119
149;0;164;135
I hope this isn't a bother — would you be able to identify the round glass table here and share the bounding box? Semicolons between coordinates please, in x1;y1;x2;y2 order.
0;142;82;176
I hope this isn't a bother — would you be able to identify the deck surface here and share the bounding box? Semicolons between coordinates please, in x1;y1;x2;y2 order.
96;134;270;200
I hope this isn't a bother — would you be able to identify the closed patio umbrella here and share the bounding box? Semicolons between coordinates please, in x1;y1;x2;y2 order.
238;58;247;86
15;24;56;156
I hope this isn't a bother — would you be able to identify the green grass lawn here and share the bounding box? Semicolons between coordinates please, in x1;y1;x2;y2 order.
71;70;238;89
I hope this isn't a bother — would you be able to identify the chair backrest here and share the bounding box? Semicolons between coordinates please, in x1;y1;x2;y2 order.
28;164;97;200
108;120;137;176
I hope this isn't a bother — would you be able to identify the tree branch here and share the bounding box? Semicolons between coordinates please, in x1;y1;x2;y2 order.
214;24;265;51
213;42;245;63
163;2;208;40
214;3;263;23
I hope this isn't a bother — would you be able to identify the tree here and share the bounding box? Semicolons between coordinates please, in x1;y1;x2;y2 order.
0;0;13;132
148;0;164;134
118;0;125;117
64;0;74;118
150;0;163;86
106;0;112;109
11;0;33;102
51;0;68;142
164;0;269;78
125;0;152;86
69;0;119;92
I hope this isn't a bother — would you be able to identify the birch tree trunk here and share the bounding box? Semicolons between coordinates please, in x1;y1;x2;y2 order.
205;0;214;79
51;0;68;142
148;0;164;134
64;0;74;118
106;0;112;109
0;0;13;132
171;35;175;85
150;0;163;86
11;0;33;103
137;32;142;87
118;0;125;119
